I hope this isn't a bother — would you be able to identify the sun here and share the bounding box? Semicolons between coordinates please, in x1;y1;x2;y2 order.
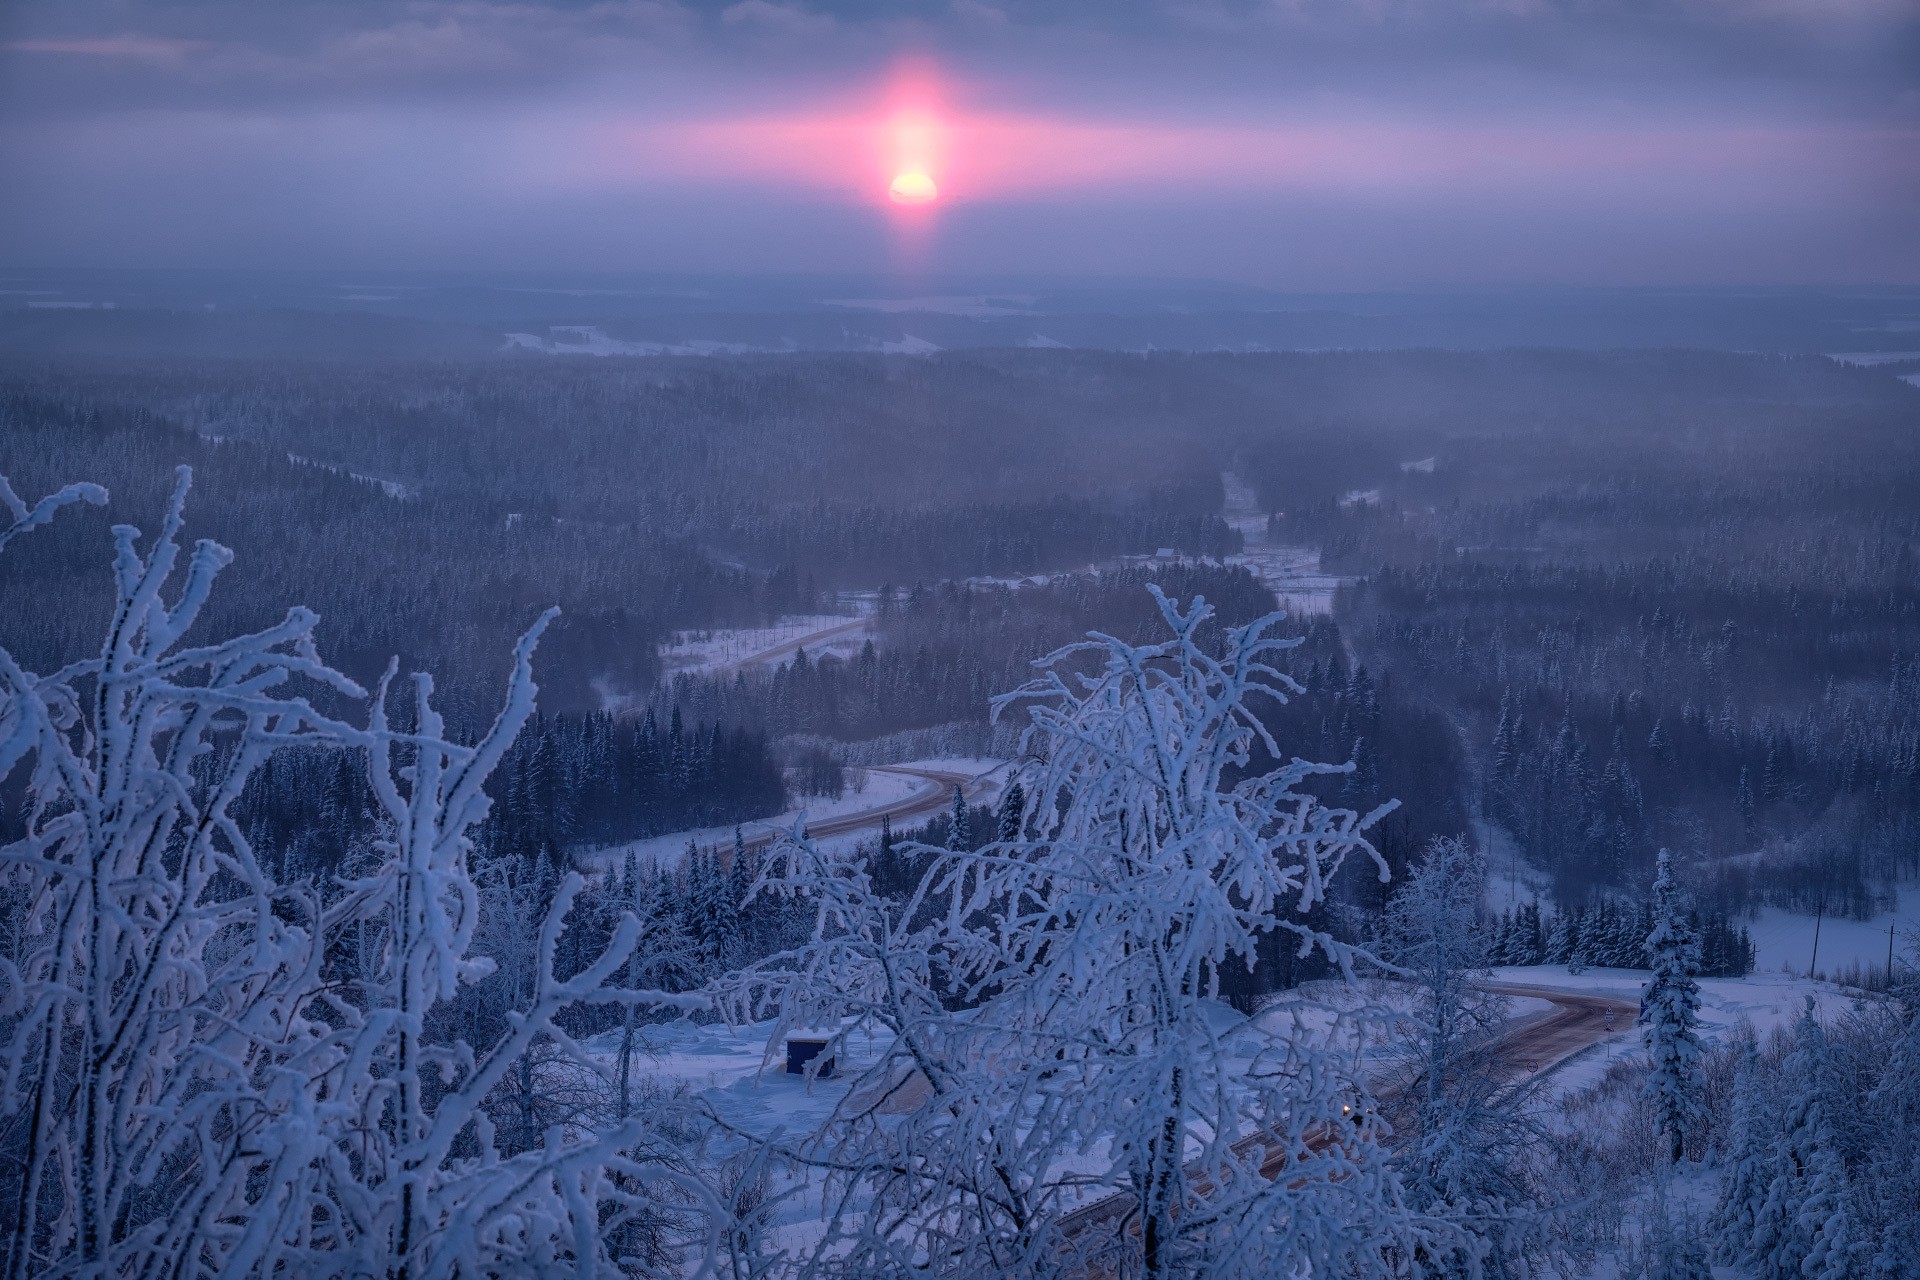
888;170;938;205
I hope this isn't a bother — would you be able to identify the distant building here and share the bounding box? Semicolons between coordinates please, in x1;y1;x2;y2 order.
785;1031;836;1078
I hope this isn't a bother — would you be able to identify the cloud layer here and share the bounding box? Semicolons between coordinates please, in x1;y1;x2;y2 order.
2;0;1914;284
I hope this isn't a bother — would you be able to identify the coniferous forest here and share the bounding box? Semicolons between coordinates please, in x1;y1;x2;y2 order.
3;343;1918;1276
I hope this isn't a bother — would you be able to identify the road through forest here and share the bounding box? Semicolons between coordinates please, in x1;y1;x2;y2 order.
728;764;1001;855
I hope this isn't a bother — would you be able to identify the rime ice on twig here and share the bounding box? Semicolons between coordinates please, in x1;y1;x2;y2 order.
0;468;715;1278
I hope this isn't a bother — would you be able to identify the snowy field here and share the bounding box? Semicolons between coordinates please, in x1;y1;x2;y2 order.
1221;470;1350;617
822;295;1038;317
658;613;872;678
1744;882;1917;980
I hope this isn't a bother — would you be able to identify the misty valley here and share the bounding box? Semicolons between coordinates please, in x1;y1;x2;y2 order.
2;341;1917;1277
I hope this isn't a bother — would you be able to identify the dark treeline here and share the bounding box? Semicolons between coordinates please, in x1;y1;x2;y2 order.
0;354;1241;586
0;389;739;720
0;355;1260;718
1484;898;1753;977
232;711;787;887
659;562;1277;744
12;346;1917;930
480;710;787;855
1347;562;1920;912
1247;352;1920;915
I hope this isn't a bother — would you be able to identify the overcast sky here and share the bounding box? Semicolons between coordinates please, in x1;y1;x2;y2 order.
2;0;1916;287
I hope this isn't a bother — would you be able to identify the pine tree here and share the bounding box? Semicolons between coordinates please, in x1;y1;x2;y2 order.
1515;902;1542;964
1639;850;1704;1164
1567;909;1590;974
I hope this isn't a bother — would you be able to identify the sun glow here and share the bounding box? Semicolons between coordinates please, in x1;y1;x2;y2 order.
888;170;938;204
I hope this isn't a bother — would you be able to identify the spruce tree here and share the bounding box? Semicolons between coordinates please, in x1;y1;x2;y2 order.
1863;972;1920;1277
997;782;1025;843
1711;1031;1773;1268
949;784;971;852
1754;1003;1859;1280
1639;850;1704;1164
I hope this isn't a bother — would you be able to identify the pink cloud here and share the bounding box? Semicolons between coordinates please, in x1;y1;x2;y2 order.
601;107;1909;209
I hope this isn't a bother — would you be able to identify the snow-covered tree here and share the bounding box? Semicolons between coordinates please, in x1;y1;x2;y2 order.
1379;837;1559;1277
1638;849;1703;1164
1860;960;1920;1278
0;468;715;1277
1634;1176;1712;1280
1711;1029;1775;1269
997;781;1025;842
721;588;1443;1278
0;467;369;1275
947;783;971;850
1752;1002;1863;1280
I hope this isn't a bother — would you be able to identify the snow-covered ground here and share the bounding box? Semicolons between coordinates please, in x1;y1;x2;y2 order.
658;613;872;678
1221;471;1349;617
618;980;1553;1176
1744;882;1917;981
823;295;1037;317
1483;964;1872;1095
875;335;941;354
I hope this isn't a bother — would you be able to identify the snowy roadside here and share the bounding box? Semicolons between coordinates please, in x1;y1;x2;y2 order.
1482;964;1874;1095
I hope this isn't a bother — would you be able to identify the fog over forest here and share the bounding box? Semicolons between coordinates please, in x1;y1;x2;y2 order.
3;293;1917;1273
4;0;1919;1267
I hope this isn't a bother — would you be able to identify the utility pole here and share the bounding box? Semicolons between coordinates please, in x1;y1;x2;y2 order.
1809;898;1825;980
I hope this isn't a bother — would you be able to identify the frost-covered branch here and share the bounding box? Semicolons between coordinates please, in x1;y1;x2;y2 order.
0;468;720;1279
722;588;1441;1278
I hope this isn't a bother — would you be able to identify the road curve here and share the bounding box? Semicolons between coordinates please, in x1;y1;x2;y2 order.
1479;982;1639;1079
1057;979;1640;1242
